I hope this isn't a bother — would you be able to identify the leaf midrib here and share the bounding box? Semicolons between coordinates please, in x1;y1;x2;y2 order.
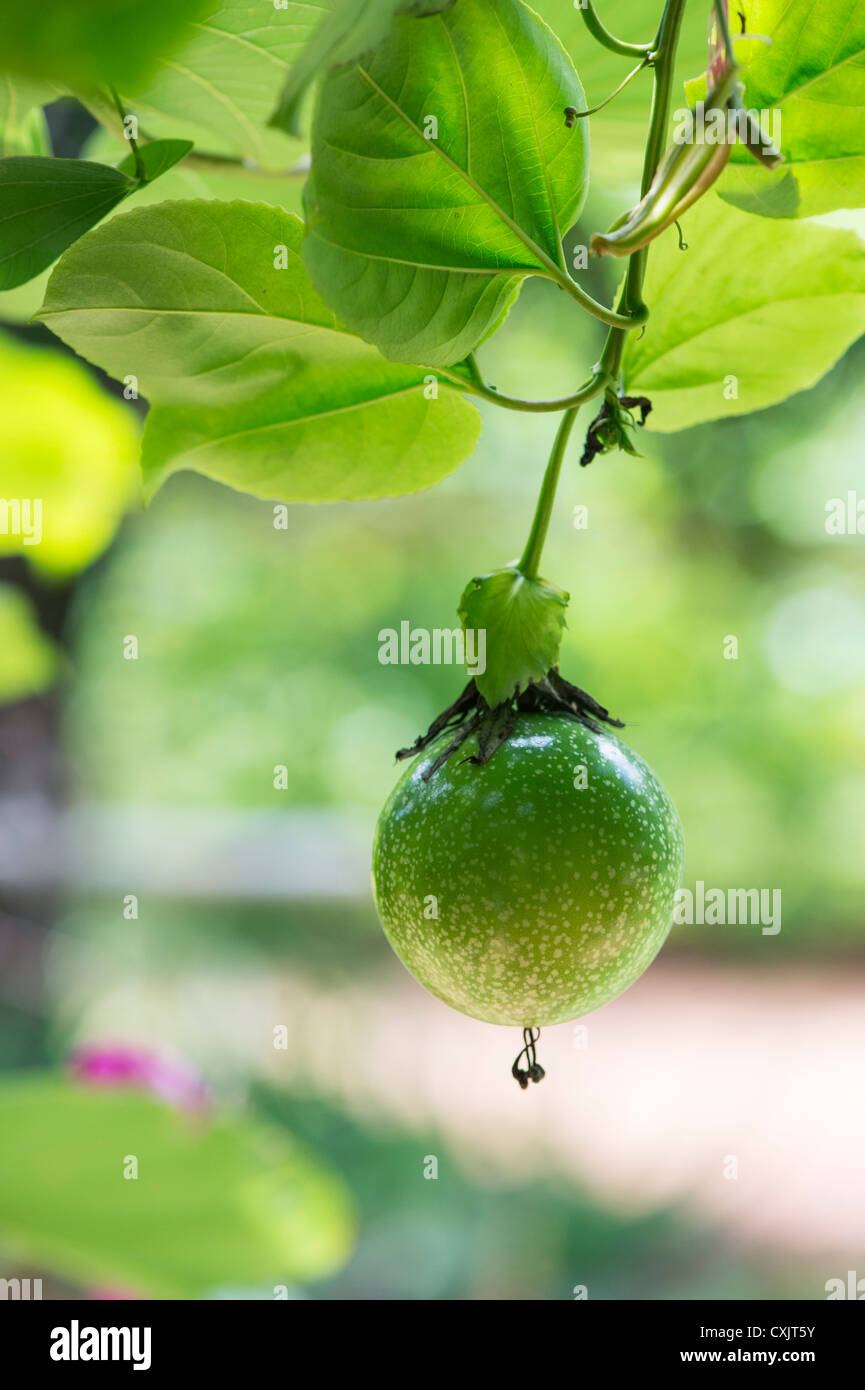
155;384;430;458
486;0;566;272
158;59;262;147
0;182;130;229
307;224;523;274
39;302;363;339
192;21;293;71
0;189;129;267
44;233;315;320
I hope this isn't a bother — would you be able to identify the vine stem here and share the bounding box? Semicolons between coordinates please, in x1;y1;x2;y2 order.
600;0;688;382
518;409;580;579
712;0;737;62
518;0;688;581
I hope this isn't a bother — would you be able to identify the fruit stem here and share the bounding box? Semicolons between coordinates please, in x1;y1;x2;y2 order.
518;409;580;580
512;1027;545;1089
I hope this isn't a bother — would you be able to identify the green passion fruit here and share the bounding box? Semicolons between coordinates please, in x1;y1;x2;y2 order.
372;712;684;1028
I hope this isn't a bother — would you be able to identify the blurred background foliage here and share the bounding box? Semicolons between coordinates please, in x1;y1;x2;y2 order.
1;1;864;1302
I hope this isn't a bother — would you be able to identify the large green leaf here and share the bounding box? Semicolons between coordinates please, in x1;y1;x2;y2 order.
39;201;480;502
720;0;865;218
0;158;135;290
0;1;208;89
0;1077;353;1298
121;1;331;169
281;2;713;187
271;0;454;135
302;0;589;367
622;194;865;432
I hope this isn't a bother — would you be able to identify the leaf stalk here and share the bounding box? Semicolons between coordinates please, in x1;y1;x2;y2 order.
441;365;609;415
580;1;652;59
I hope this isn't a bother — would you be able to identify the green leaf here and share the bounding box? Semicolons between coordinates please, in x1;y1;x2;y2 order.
0;0;209;90
0;143;195;291
302;0;589;366
39;201;481;502
0;586;59;704
721;0;865;218
458;566;569;707
280;0;707;183
0;1077;353;1297
116;137;194;183
0;132;261;325
623;194;865;433
271;0;454;136
0;157;135;290
121;1;332;169
85;129;305;218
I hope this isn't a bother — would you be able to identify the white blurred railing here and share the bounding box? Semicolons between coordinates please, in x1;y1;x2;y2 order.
0;796;374;898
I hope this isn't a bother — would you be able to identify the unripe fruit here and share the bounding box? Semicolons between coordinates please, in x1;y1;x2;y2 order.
372;713;684;1027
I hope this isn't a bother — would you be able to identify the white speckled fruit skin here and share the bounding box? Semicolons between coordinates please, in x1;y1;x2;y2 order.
372;713;685;1027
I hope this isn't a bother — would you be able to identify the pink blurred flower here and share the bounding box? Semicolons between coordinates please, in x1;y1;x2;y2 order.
70;1044;209;1114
